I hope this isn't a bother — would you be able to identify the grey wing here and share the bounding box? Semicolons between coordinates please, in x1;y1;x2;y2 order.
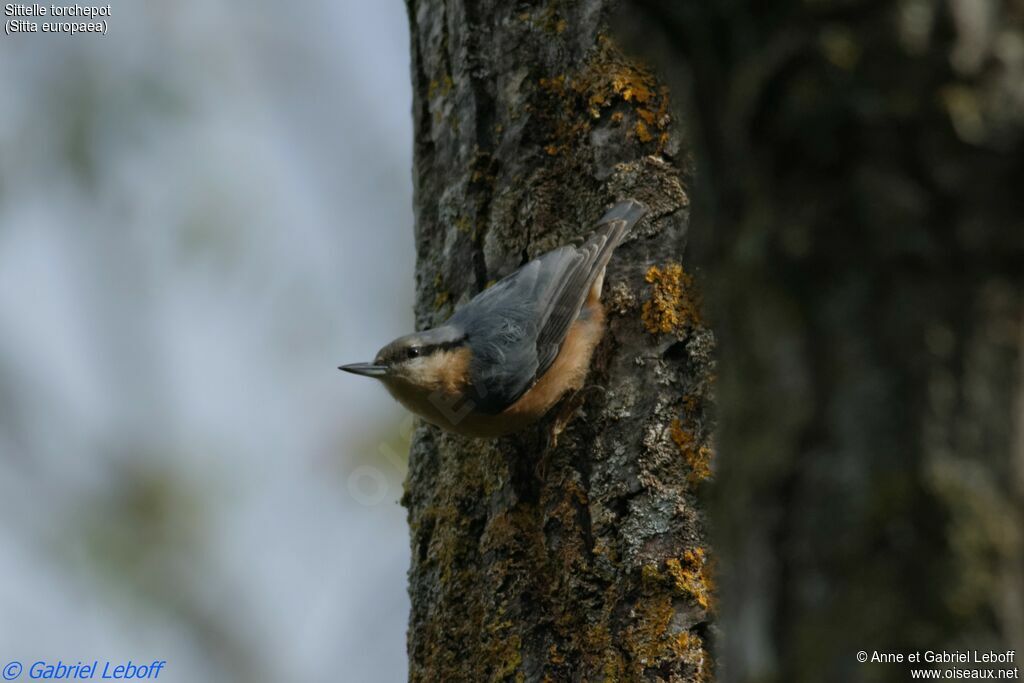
451;200;646;414
532;200;646;374
448;258;548;414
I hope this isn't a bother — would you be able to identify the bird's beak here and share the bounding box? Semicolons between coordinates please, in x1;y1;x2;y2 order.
338;362;389;378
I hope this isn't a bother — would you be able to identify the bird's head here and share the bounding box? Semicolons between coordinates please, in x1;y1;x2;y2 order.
339;325;469;394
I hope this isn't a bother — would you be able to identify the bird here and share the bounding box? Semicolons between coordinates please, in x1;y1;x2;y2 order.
339;200;646;437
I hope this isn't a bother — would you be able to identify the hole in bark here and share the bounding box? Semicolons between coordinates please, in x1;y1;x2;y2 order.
693;620;716;667
664;340;687;361
610;494;630;520
416;519;434;563
506;437;543;505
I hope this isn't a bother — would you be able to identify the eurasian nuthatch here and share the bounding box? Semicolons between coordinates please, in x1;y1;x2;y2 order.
340;200;646;437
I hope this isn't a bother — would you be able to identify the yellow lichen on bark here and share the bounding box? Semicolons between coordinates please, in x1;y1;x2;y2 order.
642;263;702;334
427;74;454;101
675;631;714;683
623;593;679;670
535;37;672;156
627;553;715;679
485;631;523;682
432;273;451;312
666;548;716;612
670;418;713;485
635;120;653;142
621;592;713;679
642;549;716;614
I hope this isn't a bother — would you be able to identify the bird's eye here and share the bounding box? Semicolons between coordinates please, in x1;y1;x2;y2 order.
406;347;421;360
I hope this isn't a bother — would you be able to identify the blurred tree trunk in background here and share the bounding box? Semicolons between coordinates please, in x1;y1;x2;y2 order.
620;2;1024;682
402;0;715;680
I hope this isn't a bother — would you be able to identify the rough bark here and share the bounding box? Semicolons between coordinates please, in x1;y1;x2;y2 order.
402;1;714;681
620;2;1024;682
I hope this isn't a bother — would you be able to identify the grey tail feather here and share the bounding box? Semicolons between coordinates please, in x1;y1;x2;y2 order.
588;199;647;265
572;199;646;305
530;199;648;380
595;199;647;232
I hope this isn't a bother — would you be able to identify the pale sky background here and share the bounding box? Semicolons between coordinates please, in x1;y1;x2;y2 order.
0;3;416;681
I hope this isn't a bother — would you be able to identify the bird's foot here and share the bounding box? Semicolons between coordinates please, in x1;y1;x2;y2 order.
547;389;590;449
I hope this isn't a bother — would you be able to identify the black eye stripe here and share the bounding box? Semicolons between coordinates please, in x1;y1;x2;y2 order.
392;335;467;363
428;335;468;353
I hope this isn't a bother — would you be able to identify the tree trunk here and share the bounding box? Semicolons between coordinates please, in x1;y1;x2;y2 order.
621;2;1024;682
402;1;714;680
